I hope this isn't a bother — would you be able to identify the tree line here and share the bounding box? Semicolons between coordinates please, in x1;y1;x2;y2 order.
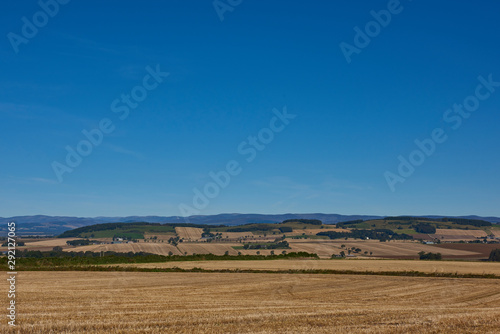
317;229;412;241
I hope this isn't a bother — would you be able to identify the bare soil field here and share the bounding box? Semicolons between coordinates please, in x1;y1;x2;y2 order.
175;227;203;240
2;271;499;333
287;239;479;259
118;259;500;276
0;238;78;252
65;242;182;255
434;243;500;258
433;229;488;241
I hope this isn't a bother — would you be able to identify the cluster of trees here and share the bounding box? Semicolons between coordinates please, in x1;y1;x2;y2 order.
202;227;214;238
384;216;430;221
440;218;491;227
167;236;182;246
15;248;160;259
278;226;293;233
59;222;228;238
280;219;322;225
6;249;320;269
418;251;442;260
226;225;275;232
58;222;160;238
317;229;412;241
414;223;437;234
243;240;289;250
383;216;492;227
66;239;96;246
335;220;363;228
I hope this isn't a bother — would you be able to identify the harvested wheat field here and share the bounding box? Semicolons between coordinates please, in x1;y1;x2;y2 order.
287;239;479;258
65;242;182;255
2;271;500;333
435;229;488;238
175;226;203;240
118;259;500;275
0;238;78;252
177;243;240;255
433;229;488;241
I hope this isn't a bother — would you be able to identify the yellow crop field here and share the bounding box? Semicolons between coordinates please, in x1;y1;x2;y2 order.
2;271;499;333
175;226;203;240
435;229;487;237
65;242;182;255
23;238;78;247
0;238;78;251
287;239;478;258
118;259;500;276
177;243;239;255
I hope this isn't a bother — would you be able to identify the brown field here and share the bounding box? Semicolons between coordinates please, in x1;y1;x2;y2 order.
433;229;488;241
0;238;78;252
2;271;500;333
435;229;488;237
65;242;182;255
434;243;500;258
287;239;479;259
175;226;203;240
118;259;500;276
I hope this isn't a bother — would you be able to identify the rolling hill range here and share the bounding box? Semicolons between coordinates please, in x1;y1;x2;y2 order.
0;213;499;236
7;216;500;260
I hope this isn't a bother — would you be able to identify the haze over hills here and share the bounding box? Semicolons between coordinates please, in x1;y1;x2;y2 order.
0;213;499;236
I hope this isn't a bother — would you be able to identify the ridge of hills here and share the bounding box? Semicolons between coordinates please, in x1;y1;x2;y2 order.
1;213;498;236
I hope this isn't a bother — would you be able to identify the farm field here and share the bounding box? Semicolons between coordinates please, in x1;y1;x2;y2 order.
219;231;255;239
117;259;500;276
435;229;488;237
177;243;240;256
0;238;78;252
287;228;347;236
65;242;182;255
174;227;203;241
143;232;176;240
287;239;480;259
57;239;498;259
2;271;499;333
434;243;500;258
433;228;488;241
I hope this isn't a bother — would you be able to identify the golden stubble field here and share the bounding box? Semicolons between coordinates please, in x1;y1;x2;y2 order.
1;271;500;333
174;227;204;241
117;258;500;276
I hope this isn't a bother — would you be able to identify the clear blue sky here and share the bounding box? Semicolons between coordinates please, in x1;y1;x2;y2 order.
1;0;499;217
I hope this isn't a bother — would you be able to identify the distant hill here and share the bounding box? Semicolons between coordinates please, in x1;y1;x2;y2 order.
0;213;498;236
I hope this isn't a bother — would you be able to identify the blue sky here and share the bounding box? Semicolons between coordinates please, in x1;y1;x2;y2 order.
1;0;499;217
